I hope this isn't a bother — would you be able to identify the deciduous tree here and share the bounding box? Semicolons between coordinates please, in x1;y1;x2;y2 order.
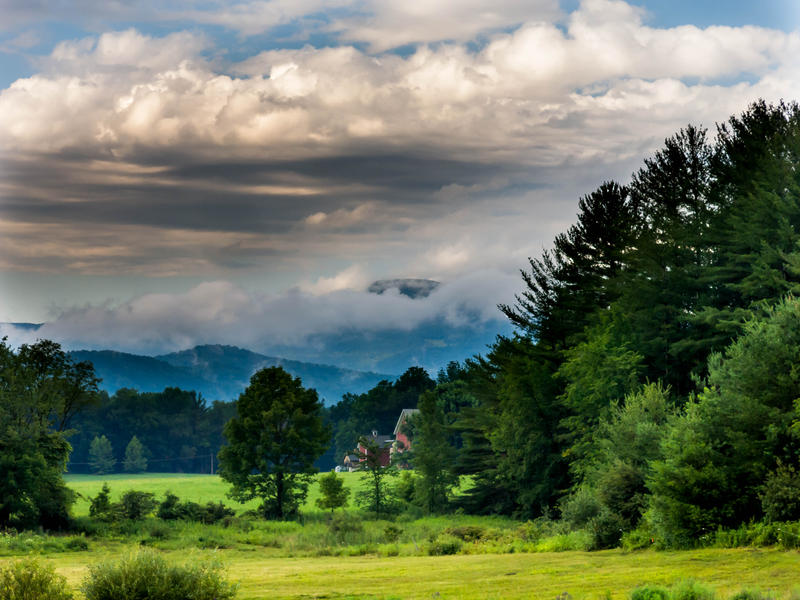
218;367;330;519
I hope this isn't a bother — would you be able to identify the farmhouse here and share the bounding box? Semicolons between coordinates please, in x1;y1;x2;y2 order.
391;407;419;463
343;408;419;469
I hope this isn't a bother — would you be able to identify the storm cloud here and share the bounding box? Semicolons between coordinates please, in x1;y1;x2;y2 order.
1;0;799;338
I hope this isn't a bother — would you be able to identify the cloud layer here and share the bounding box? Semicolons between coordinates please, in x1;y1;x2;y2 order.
1;0;799;342
0;271;518;362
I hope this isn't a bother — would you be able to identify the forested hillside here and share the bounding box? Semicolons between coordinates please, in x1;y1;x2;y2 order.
395;99;800;546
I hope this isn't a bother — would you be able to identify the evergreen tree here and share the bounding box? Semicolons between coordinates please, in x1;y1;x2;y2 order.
89;435;115;475
649;297;800;545
123;435;148;473
413;389;458;513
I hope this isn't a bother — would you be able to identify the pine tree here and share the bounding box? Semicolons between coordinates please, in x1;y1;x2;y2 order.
413;389;458;513
123;435;148;473
89;435;115;475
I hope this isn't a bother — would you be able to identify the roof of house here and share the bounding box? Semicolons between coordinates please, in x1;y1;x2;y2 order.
393;408;420;436
359;433;394;448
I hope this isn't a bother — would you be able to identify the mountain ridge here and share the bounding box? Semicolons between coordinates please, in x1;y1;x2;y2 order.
70;345;395;405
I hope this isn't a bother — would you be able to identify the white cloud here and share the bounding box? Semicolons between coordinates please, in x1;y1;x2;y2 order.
0;271;519;356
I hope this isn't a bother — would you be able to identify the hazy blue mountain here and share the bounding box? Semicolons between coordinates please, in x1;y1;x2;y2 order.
263;316;510;375
70;346;394;404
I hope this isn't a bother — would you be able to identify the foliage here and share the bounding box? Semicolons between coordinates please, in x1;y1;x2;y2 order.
315;471;349;513
122;436;147;473
329;367;435;465
760;462;800;522
630;585;670;600
89;483;115;521
88;436;115;475
69;388;236;475
356;435;397;517
118;490;158;520
0;339;96;529
669;579;716;600
81;550;237;600
413;388;458;513
649;298;800;544
427;533;463;555
0;558;73;600
218;367;330;519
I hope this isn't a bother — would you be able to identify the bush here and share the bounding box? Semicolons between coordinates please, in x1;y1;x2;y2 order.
157;492;235;524
630;585;669;600
443;525;486;543
427;534;462;556
328;513;363;535
384;524;403;543
118;490;157;520
81;550;237;600
89;484;116;522
588;509;626;550
730;589;774;600
670;579;716;600
760;463;800;522
0;558;73;600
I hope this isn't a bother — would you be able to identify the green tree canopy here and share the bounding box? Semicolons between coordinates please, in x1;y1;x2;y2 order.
89;435;115;475
315;471;349;513
123;435;148;473
0;338;99;529
217;367;330;519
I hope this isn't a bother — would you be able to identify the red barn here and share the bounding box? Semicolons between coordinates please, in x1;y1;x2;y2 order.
391;408;419;465
356;430;393;467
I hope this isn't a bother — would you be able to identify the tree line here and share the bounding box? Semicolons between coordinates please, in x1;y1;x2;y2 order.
402;99;800;547
2;99;799;548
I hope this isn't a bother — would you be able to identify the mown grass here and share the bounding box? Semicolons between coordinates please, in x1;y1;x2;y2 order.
6;547;800;600
65;471;369;516
28;474;800;599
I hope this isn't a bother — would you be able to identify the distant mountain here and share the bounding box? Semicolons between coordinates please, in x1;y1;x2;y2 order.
368;278;440;299
70;345;394;404
264;316;508;375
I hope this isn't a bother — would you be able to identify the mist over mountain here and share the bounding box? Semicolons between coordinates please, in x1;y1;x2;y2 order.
69;345;394;404
367;279;440;299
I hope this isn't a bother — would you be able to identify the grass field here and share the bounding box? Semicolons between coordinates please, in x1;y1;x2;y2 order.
0;474;793;599
9;547;800;599
64;471;368;516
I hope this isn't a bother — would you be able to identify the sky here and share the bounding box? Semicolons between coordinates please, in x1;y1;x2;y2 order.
0;0;799;360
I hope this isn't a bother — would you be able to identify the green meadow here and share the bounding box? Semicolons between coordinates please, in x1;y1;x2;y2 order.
0;473;794;599
64;471;368;516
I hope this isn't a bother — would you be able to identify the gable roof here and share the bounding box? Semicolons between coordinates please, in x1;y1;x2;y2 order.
393;408;420;436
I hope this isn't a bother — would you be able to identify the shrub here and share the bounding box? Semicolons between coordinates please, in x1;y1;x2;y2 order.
65;536;90;551
157;492;235;524
670;579;716;600
201;501;236;524
630;585;669;600
384;524;403;543
328;513;363;535
156;491;183;520
118;490;157;520
621;524;656;551
0;558;73;600
89;484;116;522
427;534;462;556
81;550;237;600
730;589;774;600
588;510;626;550
443;525;486;543
760;463;800;522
